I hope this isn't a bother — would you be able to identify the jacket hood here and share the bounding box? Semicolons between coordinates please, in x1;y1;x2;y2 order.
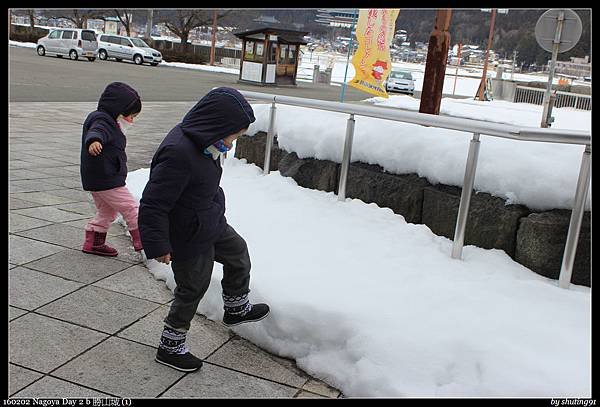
97;82;141;120
180;87;255;150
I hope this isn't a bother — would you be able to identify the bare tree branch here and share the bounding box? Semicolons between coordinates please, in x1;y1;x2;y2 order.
26;9;36;31
114;9;133;37
159;9;234;53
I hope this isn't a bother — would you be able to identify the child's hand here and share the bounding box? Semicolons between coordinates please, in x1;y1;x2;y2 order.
88;141;103;156
156;253;171;265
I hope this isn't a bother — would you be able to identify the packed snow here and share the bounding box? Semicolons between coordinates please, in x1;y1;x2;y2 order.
125;154;590;397
124;98;590;398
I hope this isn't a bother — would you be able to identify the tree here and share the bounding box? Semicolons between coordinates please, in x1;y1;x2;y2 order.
114;9;134;37
42;9;103;29
159;9;232;53
26;9;36;32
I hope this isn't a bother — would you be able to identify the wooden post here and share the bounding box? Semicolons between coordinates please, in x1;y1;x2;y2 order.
293;43;300;85
419;9;452;115
239;38;246;81
475;9;497;101
263;33;270;84
210;9;217;66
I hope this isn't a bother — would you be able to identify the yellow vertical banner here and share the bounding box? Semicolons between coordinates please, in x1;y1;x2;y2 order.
349;9;400;98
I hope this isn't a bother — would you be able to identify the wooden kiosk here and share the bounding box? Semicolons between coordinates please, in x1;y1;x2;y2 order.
234;27;308;86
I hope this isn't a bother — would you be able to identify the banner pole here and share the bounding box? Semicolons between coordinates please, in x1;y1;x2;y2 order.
340;9;358;103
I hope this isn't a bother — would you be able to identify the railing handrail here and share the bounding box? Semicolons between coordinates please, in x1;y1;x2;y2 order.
239;90;591;146
515;85;592;99
237;89;591;289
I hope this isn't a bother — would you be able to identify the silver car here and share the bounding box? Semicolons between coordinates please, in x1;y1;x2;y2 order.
385;69;415;95
98;34;162;66
36;28;98;61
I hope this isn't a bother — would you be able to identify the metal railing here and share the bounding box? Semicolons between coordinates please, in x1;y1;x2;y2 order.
514;85;592;111
238;90;592;289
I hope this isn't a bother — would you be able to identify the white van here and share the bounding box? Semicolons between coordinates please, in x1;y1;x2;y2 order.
97;34;162;66
37;28;99;61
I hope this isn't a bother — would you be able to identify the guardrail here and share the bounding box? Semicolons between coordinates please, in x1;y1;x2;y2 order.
514;85;592;111
237;90;591;289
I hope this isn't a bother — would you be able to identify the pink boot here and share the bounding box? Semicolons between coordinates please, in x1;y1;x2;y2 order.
82;230;118;257
129;228;143;252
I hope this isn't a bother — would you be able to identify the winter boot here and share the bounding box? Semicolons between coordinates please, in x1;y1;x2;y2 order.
155;325;203;372
82;230;118;257
129;228;143;252
222;292;270;327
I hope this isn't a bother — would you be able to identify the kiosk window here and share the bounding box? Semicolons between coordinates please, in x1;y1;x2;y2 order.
267;43;277;63
288;45;296;64
256;42;264;57
245;41;255;60
279;44;288;64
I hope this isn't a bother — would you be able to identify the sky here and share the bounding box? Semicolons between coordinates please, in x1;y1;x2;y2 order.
123;98;591;398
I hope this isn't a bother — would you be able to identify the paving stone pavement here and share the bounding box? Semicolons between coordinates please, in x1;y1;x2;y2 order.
8;102;343;399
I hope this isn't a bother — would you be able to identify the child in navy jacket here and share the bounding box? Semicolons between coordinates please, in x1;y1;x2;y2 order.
80;82;143;256
139;87;270;372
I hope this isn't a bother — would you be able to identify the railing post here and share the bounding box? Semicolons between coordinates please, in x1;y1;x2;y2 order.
338;114;356;201
558;145;591;289
451;133;481;259
263;100;277;175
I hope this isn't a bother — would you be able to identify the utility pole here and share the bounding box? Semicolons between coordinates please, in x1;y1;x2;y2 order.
340;9;357;103
511;50;517;80
419;9;452;115
210;9;217;66
475;8;497;101
145;9;153;42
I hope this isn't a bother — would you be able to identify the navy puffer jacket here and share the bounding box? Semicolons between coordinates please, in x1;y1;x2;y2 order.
138;87;256;261
80;82;141;191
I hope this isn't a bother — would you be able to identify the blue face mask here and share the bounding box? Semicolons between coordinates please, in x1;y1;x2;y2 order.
212;139;231;153
203;139;231;160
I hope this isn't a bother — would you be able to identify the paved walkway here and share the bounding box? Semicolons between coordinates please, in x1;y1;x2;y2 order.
8;101;343;399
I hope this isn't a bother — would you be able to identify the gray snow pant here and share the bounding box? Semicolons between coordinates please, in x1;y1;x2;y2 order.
164;224;251;331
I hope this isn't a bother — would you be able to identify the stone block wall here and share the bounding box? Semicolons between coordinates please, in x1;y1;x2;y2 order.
234;133;591;287
516;211;591;287
421;185;531;259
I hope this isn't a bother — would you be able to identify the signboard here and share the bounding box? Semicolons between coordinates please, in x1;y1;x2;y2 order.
535;9;582;53
348;9;400;98
534;9;583;127
241;61;263;82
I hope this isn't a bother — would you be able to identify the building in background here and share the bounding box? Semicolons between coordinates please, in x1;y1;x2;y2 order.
234;26;308;86
554;56;591;79
104;17;120;35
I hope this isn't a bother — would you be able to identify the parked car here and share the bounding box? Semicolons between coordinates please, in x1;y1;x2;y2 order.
97;34;162;66
385;69;415;95
36;28;98;61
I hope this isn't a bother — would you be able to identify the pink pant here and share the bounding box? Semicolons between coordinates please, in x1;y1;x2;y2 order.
85;186;139;233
